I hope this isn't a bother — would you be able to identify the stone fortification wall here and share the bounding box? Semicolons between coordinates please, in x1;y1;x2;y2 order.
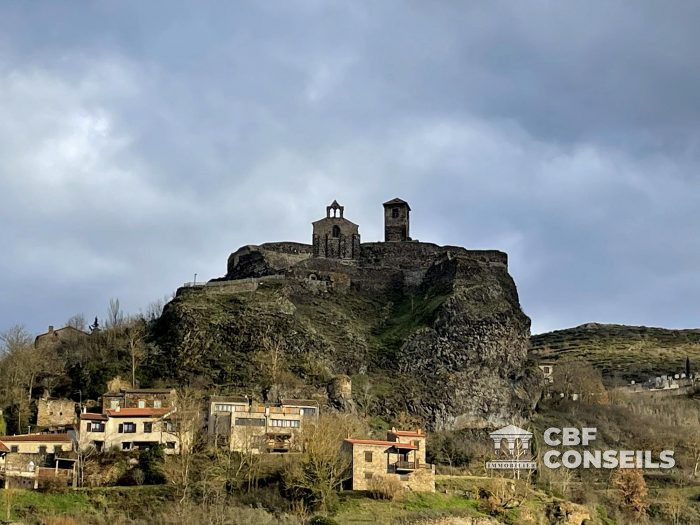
359;242;507;270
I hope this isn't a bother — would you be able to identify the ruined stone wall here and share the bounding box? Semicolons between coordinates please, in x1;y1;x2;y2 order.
36;399;77;429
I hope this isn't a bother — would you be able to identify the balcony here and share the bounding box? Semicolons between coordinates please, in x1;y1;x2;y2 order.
393;460;433;472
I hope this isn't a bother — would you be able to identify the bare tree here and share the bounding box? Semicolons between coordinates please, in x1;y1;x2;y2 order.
164;388;203;505
106;298;125;328
552;357;607;404
65;313;87;331
0;325;32;355
283;412;366;511
125;321;146;388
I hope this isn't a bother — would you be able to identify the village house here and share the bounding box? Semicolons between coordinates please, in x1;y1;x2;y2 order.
342;428;435;492
80;408;183;454
207;396;319;453
79;387;184;453
0;434;77;489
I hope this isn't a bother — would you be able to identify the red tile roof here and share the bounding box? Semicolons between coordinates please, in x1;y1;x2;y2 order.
105;408;170;418
80;413;108;421
344;439;418;450
0;442;9;453
0;434;72;443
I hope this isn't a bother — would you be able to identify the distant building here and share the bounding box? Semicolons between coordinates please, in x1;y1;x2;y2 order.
312;200;361;259
538;363;555;384
207;396;319;453
342;427;434;492
34;325;89;350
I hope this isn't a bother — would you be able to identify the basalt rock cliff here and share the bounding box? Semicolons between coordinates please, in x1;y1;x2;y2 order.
153;241;540;430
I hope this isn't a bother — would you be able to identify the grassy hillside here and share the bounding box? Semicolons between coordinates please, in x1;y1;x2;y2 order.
530;323;700;383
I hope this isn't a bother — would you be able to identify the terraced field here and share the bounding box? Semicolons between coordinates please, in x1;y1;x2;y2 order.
530;323;700;383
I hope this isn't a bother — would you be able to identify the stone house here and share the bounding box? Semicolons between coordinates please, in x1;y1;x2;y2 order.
79;407;183;453
34;325;89;350
342;428;435;492
207;396;319;453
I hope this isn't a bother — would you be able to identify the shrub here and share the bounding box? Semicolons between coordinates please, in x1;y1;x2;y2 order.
366;474;404;501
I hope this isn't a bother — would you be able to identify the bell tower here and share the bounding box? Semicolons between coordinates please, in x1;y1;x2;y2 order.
383;198;411;242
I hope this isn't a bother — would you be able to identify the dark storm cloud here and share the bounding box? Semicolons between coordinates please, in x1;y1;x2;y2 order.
1;1;699;334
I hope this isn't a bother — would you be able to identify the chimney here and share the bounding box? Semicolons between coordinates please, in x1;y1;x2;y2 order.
81;406;86;414
115;406;121;413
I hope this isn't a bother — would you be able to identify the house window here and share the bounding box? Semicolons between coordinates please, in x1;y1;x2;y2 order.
164;421;177;432
10;446;18;453
119;422;137;433
138;400;146;408
53;445;62;454
270;419;300;428
235;417;265;427
166;442;176;449
364;451;373;462
392;207;399;218
332;225;340;238
154;400;162;408
122;442;132;451
90;422;105;432
216;403;246;412
38;446;47;455
144;422;153;433
300;407;316;416
110;400;120;409
364;472;373;480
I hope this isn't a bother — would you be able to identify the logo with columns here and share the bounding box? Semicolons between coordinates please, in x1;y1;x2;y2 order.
486;424;537;471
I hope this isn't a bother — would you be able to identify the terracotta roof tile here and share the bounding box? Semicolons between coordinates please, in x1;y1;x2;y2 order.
80;413;108;421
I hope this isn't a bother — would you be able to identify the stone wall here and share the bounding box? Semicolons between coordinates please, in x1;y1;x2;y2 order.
36;399;77;429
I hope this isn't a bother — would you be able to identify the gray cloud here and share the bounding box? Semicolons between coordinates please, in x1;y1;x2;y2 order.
1;1;699;335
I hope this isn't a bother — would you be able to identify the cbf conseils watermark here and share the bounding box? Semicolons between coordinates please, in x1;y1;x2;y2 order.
485;425;675;471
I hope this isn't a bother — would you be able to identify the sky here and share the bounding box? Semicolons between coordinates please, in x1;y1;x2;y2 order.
1;1;700;335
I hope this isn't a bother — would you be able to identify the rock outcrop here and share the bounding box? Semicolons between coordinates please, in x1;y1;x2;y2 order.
155;241;539;429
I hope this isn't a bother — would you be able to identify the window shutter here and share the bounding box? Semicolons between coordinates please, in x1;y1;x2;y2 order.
118;423;123;433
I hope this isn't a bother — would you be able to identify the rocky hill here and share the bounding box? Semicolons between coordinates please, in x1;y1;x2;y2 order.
153;241;540;430
530;323;700;383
